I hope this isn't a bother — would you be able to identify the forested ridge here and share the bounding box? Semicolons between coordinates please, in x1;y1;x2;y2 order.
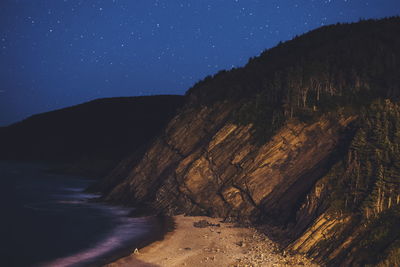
187;17;400;142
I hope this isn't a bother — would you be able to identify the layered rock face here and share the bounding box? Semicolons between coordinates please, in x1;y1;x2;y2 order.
106;103;354;223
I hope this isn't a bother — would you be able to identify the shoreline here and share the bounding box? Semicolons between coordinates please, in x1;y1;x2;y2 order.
105;215;318;267
86;214;175;267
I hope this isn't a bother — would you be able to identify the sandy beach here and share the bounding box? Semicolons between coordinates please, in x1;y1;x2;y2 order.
105;215;317;267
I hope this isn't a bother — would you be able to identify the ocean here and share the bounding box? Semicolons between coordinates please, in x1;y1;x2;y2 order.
0;161;162;267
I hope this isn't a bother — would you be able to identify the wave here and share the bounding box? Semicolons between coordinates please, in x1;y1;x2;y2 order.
40;190;152;267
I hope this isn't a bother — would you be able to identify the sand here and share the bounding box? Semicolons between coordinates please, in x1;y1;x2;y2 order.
105;215;318;267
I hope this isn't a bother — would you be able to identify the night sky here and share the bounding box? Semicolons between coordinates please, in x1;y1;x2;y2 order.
1;1;399;126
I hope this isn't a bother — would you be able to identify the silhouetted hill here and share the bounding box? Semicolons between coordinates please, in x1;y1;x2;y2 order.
0;95;184;175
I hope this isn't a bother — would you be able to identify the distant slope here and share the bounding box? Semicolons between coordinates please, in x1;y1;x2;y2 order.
0;95;184;169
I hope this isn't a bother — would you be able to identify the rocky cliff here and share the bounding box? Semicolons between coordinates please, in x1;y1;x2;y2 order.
96;18;400;266
105;103;354;221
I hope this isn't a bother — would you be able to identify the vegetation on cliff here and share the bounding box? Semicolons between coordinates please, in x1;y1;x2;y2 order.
301;99;400;266
189;17;400;144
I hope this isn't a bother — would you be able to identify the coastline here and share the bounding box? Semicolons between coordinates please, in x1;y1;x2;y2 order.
105;215;318;267
85;214;175;267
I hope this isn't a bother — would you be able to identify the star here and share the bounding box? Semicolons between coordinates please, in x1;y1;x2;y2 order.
1;0;398;126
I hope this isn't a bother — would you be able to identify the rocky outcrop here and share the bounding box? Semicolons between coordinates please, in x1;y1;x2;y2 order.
105;98;355;224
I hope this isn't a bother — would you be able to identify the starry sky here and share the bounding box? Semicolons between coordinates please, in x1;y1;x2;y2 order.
0;0;399;126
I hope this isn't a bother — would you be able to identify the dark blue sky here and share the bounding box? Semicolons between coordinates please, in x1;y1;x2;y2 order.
0;0;399;126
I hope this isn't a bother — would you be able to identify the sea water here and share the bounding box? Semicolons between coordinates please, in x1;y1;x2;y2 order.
0;162;159;267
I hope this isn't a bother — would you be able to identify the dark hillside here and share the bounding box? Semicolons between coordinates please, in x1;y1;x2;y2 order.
0;95;184;176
